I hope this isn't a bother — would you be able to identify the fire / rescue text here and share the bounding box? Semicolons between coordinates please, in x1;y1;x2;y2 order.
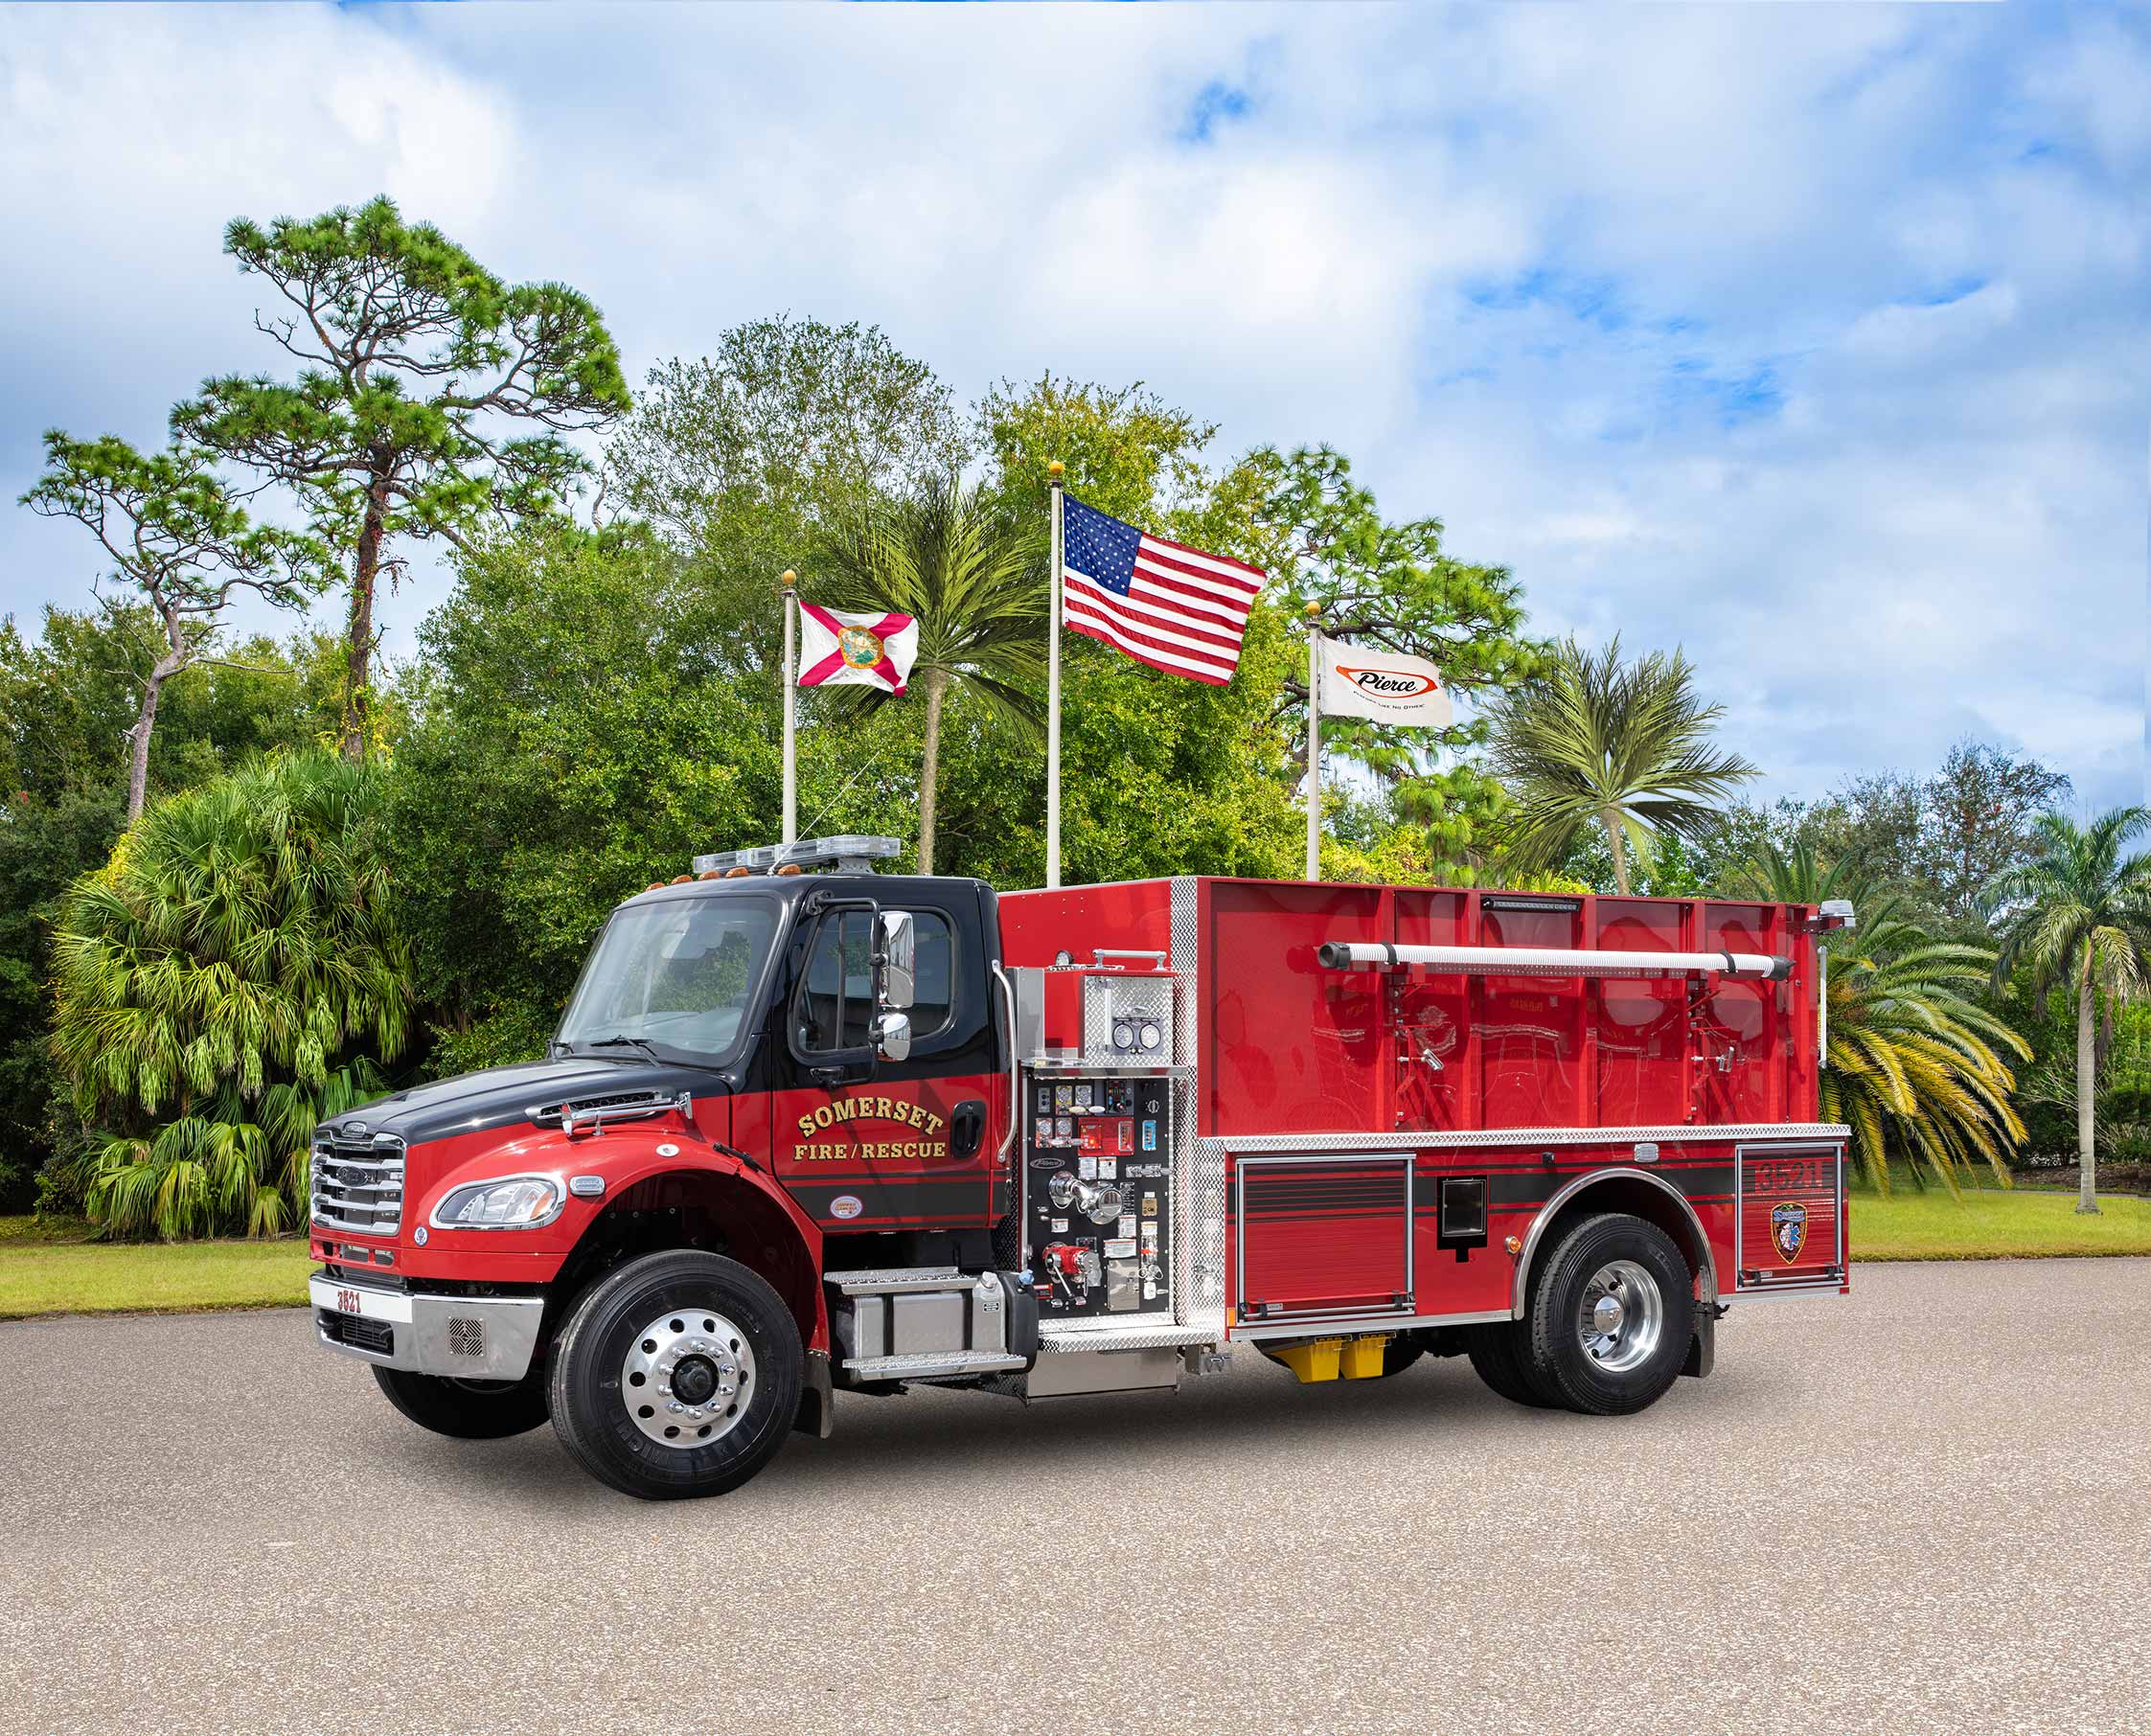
795;1095;948;1142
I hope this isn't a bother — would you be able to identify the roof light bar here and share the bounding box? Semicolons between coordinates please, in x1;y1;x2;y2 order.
690;834;903;877
1315;941;1793;981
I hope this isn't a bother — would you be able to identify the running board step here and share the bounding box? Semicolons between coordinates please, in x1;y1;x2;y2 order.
841;1348;1029;1381
833;1268;987;1296
1039;1320;1218;1353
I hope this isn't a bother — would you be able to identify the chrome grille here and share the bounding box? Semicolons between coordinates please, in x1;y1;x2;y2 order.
310;1132;407;1236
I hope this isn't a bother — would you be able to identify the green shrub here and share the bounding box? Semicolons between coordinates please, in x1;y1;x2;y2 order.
50;752;413;1239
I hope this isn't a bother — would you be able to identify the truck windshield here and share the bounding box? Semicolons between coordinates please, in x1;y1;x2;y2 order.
556;895;782;1067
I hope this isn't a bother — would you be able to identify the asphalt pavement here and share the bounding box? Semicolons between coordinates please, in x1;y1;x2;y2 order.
2;1258;2146;1736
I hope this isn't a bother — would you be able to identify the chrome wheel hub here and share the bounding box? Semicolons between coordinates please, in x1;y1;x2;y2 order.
622;1308;755;1450
1577;1260;1662;1374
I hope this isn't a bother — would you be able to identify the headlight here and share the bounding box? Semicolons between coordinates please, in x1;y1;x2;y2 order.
431;1176;563;1230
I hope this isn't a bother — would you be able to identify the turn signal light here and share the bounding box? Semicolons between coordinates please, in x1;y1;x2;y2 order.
1504;1235;1523;1256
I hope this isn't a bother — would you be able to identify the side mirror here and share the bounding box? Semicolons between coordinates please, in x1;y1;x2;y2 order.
875;910;915;1011
871;1010;912;1063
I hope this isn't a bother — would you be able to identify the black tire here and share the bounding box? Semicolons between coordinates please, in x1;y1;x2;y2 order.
1462;1322;1562;1408
1525;1212;1694;1416
372;1366;550;1439
548;1250;803;1501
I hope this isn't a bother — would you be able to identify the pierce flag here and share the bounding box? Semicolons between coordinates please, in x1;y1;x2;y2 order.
1316;633;1453;728
797;605;919;694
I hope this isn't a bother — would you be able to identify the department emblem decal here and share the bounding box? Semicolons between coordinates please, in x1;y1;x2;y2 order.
836;625;884;669
1771;1200;1809;1264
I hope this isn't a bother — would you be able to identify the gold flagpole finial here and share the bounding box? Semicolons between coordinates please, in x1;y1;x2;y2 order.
780;569;796;590
1048;460;1064;481
1304;602;1320;621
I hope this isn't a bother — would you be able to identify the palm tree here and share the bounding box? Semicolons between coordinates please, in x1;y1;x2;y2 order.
1984;809;2151;1214
820;477;1045;874
1485;634;1755;895
1741;841;2027;1195
50;751;413;1238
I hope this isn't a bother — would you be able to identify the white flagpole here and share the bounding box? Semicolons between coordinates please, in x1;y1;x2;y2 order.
781;569;798;845
1046;461;1064;889
1305;606;1322;881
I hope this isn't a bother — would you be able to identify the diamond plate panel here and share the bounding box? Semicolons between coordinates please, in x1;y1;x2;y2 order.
1168;877;1225;1336
1082;974;1177;1064
1219;1122;1850;1154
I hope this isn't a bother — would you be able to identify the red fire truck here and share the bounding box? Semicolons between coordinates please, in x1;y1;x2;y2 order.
308;834;1853;1499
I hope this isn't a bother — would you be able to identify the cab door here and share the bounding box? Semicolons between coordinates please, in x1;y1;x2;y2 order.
770;888;1002;1235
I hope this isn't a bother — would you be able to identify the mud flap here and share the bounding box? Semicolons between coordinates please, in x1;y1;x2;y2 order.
794;1349;835;1438
1681;1306;1716;1380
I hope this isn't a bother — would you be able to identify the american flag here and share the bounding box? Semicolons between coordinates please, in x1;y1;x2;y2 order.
1060;494;1264;685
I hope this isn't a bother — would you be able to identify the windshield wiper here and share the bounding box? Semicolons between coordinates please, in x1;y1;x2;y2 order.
585;1036;664;1062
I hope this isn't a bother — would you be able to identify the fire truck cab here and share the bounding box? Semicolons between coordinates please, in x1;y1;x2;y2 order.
309;835;1853;1499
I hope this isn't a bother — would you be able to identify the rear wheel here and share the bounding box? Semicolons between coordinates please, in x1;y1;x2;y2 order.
549;1250;803;1500
372;1366;549;1439
1463;1323;1561;1408
1525;1213;1694;1416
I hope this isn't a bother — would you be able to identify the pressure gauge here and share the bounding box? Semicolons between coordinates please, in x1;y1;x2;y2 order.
1112;1020;1135;1051
1138;1019;1163;1052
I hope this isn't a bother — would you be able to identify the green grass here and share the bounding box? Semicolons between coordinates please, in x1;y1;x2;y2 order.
0;1217;311;1319
1852;1183;2151;1261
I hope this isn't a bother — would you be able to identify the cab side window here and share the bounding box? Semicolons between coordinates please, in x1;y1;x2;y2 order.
796;910;875;1053
793;908;956;1055
906;911;955;1038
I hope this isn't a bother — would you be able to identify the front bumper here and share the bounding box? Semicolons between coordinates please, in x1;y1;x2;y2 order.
309;1272;544;1383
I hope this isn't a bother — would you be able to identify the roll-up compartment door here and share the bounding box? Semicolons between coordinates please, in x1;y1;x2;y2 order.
1234;1154;1413;1324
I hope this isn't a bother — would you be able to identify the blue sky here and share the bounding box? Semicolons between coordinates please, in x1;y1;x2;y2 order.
2;3;2145;810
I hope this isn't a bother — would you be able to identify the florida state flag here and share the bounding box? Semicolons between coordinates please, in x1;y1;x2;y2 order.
796;605;919;695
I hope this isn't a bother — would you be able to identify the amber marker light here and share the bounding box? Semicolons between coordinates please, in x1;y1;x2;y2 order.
1504;1235;1523;1256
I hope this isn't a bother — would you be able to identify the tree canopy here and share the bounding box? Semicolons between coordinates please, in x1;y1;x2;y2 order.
21;431;325;819
175;196;631;758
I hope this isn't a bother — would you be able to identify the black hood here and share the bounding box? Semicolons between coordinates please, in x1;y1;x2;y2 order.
320;1055;724;1148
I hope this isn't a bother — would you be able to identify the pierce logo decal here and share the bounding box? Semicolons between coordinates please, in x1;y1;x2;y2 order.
1335;665;1441;699
1771;1200;1809;1264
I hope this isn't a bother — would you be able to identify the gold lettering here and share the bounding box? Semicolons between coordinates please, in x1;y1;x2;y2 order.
796;1113;815;1139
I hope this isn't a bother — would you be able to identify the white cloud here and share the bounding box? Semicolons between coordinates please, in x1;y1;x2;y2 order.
1;1;2143;813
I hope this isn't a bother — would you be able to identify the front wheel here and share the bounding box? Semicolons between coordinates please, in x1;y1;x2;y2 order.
548;1250;803;1500
372;1366;550;1439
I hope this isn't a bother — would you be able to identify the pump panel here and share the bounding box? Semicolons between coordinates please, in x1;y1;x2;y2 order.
1020;1069;1175;1321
